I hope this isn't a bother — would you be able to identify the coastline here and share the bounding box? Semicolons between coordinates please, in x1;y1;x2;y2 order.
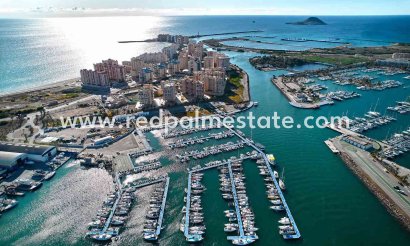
329;137;410;231
339;151;410;231
0;78;80;99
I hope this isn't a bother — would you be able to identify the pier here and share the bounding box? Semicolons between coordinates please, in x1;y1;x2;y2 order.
101;174;123;234
184;172;204;242
226;125;301;239
154;177;170;238
168;131;234;149
225;161;256;242
177;140;246;160
129;176;167;189
162;123;222;139
133;162;162;173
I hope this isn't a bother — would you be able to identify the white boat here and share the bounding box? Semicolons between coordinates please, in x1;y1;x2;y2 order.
267;154;275;165
232;238;256;245
279;179;286;191
186;234;203;242
143;233;158;241
279;168;286;190
270;199;282;205
0;199;18;211
270;205;285;211
44;171;56;181
91;233;112;241
278;217;290;225
274;171;279;179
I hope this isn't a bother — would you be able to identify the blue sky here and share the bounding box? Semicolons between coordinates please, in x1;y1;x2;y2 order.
1;0;409;16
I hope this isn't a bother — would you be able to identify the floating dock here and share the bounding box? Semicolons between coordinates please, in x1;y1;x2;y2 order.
101;174;123;234
155;177;170;238
226;161;258;242
226;125;301;239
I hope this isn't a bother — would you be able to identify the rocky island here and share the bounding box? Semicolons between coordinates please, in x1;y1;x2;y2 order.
286;17;327;25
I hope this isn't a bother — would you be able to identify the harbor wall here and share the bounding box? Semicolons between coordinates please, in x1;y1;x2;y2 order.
338;151;410;231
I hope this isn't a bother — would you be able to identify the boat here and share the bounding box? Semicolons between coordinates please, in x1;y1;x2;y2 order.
143;233;158;241
91;233;112;241
186;234;204;242
232;238;256;245
270;205;285;211
274;171;279;179
44;171;56;181
279;168;286;190
267;154;275;165
0;198;18;211
15;179;43;191
279;179;286;191
278;217;291;225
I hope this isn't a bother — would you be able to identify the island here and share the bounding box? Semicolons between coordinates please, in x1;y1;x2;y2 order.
286;17;327;25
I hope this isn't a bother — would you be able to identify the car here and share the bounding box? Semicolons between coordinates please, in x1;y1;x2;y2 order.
393;186;400;190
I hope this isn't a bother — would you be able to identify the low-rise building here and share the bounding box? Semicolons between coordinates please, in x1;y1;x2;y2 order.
0;142;57;164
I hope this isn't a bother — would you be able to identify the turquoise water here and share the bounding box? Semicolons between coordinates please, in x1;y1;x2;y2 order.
0;16;410;245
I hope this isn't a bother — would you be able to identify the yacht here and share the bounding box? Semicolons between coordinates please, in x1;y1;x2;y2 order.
278;217;291;225
279;179;286;191
232;238;256;245
270;205;285;211
91;233;112;241
279;168;286;190
44;171;56;181
267;154;275;165
186;234;204;243
0;198;18;211
274;171;279;179
15;179;42;191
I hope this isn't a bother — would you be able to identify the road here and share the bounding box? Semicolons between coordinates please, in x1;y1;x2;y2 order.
332;138;410;221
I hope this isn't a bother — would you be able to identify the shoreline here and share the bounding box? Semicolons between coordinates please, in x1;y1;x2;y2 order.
330;137;410;231
339;151;410;231
0;78;80;99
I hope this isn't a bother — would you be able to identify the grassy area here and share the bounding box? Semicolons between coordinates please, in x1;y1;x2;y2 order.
301;55;369;66
186;108;212;117
225;69;245;104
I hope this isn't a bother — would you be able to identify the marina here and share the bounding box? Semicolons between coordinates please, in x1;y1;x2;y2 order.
177;140;246;161
345;111;396;133
168;130;235;149
381;128;410;159
162;123;222;139
132;159;162;173
86;176;168;241
387;101;410;114
143;177;170;241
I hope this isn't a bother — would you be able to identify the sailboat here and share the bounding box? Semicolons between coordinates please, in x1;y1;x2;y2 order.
279;168;286;191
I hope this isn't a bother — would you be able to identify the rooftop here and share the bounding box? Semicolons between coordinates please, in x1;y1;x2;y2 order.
0;142;56;156
0;151;26;167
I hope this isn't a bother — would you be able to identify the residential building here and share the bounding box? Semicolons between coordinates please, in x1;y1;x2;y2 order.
93;59;126;82
162;82;177;104
138;84;154;107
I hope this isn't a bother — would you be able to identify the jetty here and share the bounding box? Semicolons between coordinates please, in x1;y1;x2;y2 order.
225;124;301;239
226;161;258;243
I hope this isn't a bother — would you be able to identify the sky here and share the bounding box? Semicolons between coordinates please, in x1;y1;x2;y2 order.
1;0;410;17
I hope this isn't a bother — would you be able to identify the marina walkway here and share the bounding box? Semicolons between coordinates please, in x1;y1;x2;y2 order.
225;161;252;241
226;126;301;239
101;174;123;234
155;177;170;237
